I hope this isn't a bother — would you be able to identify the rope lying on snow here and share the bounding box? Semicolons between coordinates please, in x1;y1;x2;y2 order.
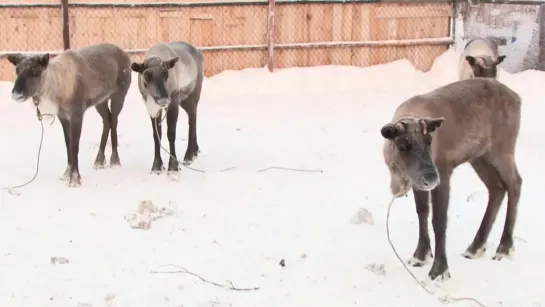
154;111;323;174
0;108;55;192
386;196;487;307
0;105;322;194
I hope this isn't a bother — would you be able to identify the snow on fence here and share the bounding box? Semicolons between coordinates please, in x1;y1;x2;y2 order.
0;0;454;81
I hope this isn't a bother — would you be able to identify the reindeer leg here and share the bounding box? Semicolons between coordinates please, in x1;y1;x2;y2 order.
408;189;433;267
150;112;164;174
491;155;522;260
58;115;71;181
181;91;200;165
68;110;84;187
109;90;127;167
93;101;111;169
166;101;180;173
463;157;506;259
428;167;453;281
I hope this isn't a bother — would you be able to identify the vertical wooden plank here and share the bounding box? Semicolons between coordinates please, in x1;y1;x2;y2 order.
158;9;191;43
189;7;222;76
351;4;372;67
331;3;352;65
308;4;333;66
275;3;309;68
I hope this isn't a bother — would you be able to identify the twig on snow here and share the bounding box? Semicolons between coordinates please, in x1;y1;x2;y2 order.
150;264;260;292
256;166;323;173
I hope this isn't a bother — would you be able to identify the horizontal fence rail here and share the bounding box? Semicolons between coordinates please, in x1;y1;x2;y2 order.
0;0;456;80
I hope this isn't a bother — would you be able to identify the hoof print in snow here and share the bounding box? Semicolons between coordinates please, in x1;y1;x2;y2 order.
77;303;93;307
124;200;176;230
50;256;70;265
350;208;374;225
279;259;286;267
365;263;386;276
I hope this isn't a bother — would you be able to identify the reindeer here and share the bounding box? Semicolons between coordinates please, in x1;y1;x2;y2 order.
8;43;132;187
459;37;506;80
380;77;522;281
130;41;204;174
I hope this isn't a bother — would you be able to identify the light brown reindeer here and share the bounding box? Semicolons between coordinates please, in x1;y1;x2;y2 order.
8;43;132;187
380;77;522;281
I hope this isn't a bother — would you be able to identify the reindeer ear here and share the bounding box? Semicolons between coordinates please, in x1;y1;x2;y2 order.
465;55;476;66
496;55;506;64
7;54;22;66
38;53;50;67
381;123;399;140
131;62;145;73
163;57;179;69
423;117;444;134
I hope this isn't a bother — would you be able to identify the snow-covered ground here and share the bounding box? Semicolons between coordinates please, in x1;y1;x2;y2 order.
0;48;543;307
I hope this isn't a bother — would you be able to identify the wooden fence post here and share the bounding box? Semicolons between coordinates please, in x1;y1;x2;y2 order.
61;0;70;50
267;0;276;72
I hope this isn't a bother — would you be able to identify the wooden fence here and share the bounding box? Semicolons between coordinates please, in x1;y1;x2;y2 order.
0;0;454;81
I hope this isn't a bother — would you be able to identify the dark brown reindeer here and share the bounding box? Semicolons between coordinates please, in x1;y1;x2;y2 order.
8;43;132;187
131;41;204;174
459;37;506;80
380;77;522;281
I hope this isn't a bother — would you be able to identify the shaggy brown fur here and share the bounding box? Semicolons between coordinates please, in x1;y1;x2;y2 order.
380;77;522;281
131;41;204;174
8;43;132;187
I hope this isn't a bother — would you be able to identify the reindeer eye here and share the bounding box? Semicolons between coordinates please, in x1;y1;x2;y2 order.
31;68;40;77
397;138;412;152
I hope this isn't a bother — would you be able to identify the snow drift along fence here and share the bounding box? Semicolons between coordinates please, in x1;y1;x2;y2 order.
0;0;454;81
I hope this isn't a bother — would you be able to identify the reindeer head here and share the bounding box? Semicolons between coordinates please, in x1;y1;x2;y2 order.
7;53;50;103
465;55;506;79
380;116;444;196
131;56;179;108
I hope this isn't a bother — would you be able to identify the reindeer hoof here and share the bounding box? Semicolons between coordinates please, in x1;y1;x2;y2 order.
93;155;106;169
93;161;105;170
428;268;451;282
182;154;197;165
68;173;81;188
407;251;433;268
492;246;514;261
168;159;180;172
110;153;121;168
428;262;450;281
150;168;164;175
151;160;164;174
408;249;432;267
462;244;486;259
60;168;71;181
183;147;199;165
